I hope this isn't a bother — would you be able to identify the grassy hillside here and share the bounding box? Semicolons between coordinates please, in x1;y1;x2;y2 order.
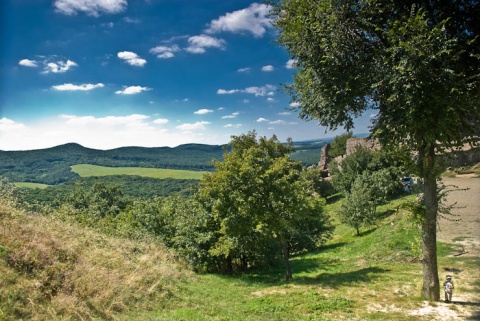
0;200;191;320
71;164;207;180
3;189;478;320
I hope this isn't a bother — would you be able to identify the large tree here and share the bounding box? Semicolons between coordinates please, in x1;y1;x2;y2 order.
271;0;480;300
196;132;332;281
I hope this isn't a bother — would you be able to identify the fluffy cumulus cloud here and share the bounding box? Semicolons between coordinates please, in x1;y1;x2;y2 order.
185;35;225;54
115;86;151;95
153;118;169;124
150;45;181;59
194;109;214;115
18;59;38;67
52;83;105;91
54;0;127;16
0;115;235;150
256;117;269;122
117;51;147;67
206;3;273;37
176;121;211;131
261;65;274;72
43;59;77;74
286;59;296;69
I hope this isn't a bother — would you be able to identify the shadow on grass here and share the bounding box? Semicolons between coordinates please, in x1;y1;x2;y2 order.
377;209;396;220
326;194;343;204
295;266;391;287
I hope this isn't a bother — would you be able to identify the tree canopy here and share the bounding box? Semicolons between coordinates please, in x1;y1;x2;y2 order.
196;132;333;280
271;0;479;300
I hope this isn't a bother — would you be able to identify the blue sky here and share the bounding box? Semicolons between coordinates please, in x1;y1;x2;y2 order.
1;0;372;151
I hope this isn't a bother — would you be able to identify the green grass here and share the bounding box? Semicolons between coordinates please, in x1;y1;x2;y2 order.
71;164;207;180
14;182;50;189
3;189;477;320
123;195;451;321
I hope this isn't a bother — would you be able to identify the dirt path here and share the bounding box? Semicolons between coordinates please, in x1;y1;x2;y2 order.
438;176;480;257
412;176;480;320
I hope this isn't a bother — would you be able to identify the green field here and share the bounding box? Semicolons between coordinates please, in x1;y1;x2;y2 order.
70;164;207;180
14;182;50;189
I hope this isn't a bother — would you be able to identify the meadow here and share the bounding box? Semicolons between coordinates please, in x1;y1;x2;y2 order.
70;164;207;180
2;188;478;320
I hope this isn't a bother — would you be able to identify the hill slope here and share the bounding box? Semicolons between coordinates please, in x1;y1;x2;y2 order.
0;140;330;185
0;143;225;185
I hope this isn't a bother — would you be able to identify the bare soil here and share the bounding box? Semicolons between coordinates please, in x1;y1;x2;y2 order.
411;176;480;320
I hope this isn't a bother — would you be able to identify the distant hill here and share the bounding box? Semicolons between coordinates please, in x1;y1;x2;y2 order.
0;143;225;185
0;139;331;185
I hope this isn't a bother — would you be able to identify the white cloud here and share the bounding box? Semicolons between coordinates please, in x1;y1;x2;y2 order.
267;97;276;102
286;59;296;69
150;45;180;59
237;67;251;73
18;59;38;67
217;89;240;95
115;86;151;95
217;85;276;97
52;83;105;91
194;109;214;115
289;102;300;107
123;17;140;23
278;112;291;116
206;3;273;37
0;118;27;130
54;0;127;17
176;121;211;131
242;99;250;104
243;84;276;96
261;65;274;72
4;114;319;151
256;118;269;122
153;118;169;124
222;112;240;119
117;51;147;67
43;59;77;73
60;114;149;125
224;124;242;128
185;35;225;54
269;120;286;125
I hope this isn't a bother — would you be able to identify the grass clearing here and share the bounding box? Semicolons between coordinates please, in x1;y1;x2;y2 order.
71;164;207;180
13;182;50;189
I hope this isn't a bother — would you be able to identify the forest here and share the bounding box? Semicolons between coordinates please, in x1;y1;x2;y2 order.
0;139;327;185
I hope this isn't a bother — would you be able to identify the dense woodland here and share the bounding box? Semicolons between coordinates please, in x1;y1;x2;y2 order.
0;140;328;186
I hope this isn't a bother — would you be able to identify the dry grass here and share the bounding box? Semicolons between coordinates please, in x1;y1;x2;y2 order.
0;200;191;320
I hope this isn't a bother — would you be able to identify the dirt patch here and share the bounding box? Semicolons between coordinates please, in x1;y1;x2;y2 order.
438;177;480;257
409;176;480;320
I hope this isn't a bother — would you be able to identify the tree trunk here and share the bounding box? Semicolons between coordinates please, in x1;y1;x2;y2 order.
282;243;292;283
421;146;440;301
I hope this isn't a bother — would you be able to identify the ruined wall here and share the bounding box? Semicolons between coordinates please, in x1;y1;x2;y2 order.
345;138;380;155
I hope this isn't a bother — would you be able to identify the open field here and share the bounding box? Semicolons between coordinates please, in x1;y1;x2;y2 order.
71;164;207;180
13;182;50;189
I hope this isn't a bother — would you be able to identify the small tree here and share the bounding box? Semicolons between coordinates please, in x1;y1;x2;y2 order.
196;132;332;281
339;178;376;236
329;132;353;158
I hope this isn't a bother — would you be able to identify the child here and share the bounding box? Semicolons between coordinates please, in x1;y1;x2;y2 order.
443;275;454;303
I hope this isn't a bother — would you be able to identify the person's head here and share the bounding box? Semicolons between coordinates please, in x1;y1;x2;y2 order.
446;275;452;280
